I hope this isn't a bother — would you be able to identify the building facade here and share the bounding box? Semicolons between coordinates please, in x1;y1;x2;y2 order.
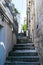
34;0;43;64
0;0;18;65
27;0;43;64
17;13;20;33
26;0;30;30
26;0;35;41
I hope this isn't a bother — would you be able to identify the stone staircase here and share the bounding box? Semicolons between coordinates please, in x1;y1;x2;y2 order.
17;36;32;43
4;36;41;65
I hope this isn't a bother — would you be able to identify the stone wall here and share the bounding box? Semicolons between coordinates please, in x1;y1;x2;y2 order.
34;0;43;64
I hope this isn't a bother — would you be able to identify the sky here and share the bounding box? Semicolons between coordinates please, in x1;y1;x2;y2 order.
12;0;26;24
12;0;26;32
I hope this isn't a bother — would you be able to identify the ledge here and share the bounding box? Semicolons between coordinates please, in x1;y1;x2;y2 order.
0;1;13;24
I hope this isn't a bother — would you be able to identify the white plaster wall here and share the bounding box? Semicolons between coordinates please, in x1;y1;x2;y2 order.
0;21;16;65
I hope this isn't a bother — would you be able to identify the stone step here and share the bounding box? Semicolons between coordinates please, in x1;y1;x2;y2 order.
18;38;32;43
17;37;31;40
6;56;39;62
15;43;34;46
14;45;34;48
9;50;38;56
13;47;35;50
18;39;32;41
14;49;37;53
19;41;32;43
14;44;34;47
4;61;40;65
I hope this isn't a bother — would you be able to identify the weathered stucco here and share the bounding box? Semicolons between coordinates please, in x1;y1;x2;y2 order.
0;17;16;65
34;0;43;64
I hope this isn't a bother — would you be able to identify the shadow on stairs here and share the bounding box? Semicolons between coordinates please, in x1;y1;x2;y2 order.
4;34;41;65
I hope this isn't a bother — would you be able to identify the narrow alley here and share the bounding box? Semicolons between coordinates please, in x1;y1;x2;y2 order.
4;33;41;65
0;0;43;65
